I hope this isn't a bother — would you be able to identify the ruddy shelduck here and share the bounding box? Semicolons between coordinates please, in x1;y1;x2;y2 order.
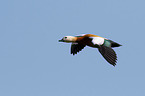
59;34;122;66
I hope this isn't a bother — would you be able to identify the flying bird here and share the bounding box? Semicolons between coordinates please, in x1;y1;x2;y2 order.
59;34;121;66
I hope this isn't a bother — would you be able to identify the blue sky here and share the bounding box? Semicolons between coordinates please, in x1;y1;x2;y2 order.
0;0;145;96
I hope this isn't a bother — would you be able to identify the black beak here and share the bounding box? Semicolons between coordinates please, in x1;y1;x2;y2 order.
58;39;64;42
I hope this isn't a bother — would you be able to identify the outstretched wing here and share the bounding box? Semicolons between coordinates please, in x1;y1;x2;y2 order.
98;45;117;66
71;43;86;55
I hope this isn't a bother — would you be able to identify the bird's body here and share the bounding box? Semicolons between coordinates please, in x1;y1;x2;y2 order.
59;34;121;66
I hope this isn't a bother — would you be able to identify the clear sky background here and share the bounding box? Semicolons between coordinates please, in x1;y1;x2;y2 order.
0;0;145;96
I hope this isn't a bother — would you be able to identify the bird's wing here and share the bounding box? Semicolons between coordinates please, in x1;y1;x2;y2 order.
71;43;86;55
90;37;105;45
75;34;86;37
98;45;117;66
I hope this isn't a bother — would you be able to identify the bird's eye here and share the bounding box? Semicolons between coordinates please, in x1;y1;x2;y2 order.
64;37;67;39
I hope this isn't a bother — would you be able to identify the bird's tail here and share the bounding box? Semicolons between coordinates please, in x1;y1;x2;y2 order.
109;40;122;47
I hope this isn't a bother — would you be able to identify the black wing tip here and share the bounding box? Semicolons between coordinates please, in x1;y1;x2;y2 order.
111;62;117;67
107;59;117;66
109;58;117;66
71;51;78;55
98;45;118;67
71;53;76;55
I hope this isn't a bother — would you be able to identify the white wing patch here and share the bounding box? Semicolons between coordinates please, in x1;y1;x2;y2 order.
90;37;104;45
75;34;86;37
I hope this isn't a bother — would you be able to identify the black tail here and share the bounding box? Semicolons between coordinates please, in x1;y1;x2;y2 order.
109;40;122;48
98;45;117;66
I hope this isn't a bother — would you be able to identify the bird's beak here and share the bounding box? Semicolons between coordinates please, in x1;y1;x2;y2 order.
58;39;64;42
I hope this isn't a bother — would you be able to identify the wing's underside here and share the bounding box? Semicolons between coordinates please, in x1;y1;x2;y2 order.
71;43;86;55
98;45;117;66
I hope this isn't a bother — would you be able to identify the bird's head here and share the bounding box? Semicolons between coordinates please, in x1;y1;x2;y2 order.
59;36;77;43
